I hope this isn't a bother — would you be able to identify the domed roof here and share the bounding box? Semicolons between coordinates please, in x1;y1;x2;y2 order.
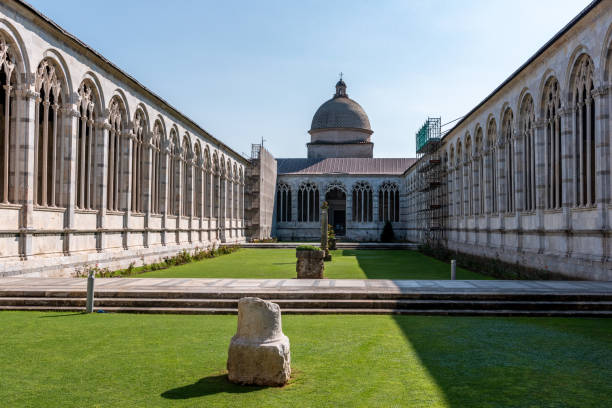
310;80;372;133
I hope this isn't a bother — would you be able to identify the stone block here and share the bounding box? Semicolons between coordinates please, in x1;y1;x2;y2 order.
296;249;325;279
227;297;291;386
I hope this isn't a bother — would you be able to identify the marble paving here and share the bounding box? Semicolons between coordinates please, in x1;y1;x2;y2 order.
1;278;611;296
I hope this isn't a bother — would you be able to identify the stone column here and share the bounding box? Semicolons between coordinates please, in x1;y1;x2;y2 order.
123;130;134;250
560;107;574;232
143;132;153;248
63;105;80;255
593;86;610;261
176;148;183;244
160;141;170;246
198;162;204;243
96;120;110;251
17;86;37;259
320;203;329;261
534;119;546;253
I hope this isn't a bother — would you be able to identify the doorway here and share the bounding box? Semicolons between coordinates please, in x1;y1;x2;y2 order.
325;187;346;236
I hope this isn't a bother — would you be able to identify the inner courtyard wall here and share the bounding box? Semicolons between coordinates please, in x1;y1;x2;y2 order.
0;1;247;277
405;0;612;280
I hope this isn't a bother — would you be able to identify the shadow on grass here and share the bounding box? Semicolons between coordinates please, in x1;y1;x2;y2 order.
38;312;86;318
161;374;265;399
348;249;611;407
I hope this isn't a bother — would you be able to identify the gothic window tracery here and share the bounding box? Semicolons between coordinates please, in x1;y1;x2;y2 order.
352;181;372;222
194;144;203;218
475;128;484;214
276;182;292;222
465;134;473;215
151;121;162;214
182;137;192;217
76;81;97;209
571;54;596;207
543;77;562;209
379;181;399;222
487;119;498;213
520;94;536;211
167;130;180;216
34;59;64;207
502;108;515;212
107;96;126;211
131;109;146;213
0;37;16;204
297;182;319;222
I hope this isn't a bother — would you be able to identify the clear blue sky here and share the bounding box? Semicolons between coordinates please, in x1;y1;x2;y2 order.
28;0;591;158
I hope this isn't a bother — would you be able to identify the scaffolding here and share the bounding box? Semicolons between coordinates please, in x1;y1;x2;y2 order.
414;117;446;245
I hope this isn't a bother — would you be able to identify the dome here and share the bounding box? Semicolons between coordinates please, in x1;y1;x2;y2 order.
310;80;372;133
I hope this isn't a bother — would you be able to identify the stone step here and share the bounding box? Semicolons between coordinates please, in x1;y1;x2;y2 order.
2;297;612;311
2;289;611;302
1;305;611;317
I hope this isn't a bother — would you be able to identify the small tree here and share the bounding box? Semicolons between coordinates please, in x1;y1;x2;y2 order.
381;221;395;242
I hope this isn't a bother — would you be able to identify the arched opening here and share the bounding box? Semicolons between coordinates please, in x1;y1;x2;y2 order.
326;187;346;236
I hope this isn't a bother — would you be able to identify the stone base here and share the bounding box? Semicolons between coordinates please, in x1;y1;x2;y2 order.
296;249;325;279
227;336;291;386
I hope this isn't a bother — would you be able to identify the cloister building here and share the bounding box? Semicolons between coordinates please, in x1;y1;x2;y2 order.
2;0;612;281
272;79;415;241
0;0;247;277
405;0;612;280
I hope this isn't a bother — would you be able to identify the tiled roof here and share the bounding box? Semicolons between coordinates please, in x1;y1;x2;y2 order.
277;158;416;175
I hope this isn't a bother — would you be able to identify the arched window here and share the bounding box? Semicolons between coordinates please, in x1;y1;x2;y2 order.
520;94;535;211
238;168;243;220
0;37;17;204
212;153;219;218
543;77;562;209
76;81;98;210
182;137;192;217
571;55;595;207
150;121;163;214
107;97;126;211
379;181;399;222
226;161;233;219
167;130;180;216
475;128;484;214
487;119;498;213
297;182;319;222
502;108;515;212
233;163;238;218
456;141;463;216
449;147;455;216
193;144;203;218
34;59;65;207
131;110;146;213
204;147;211;217
276;182;292;222
465;134;473;215
352;181;372;222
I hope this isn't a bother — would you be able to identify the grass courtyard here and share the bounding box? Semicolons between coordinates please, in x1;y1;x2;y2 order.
136;248;489;280
0;311;610;407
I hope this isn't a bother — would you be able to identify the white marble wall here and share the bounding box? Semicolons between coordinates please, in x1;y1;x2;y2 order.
0;1;246;277
405;1;612;280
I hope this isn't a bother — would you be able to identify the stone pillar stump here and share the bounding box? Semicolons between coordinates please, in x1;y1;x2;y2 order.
296;249;324;279
227;297;291;386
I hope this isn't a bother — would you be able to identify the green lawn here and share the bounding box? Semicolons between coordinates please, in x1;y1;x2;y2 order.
136;249;488;279
0;311;610;407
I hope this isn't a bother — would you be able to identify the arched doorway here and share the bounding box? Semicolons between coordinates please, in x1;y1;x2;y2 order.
325;187;346;236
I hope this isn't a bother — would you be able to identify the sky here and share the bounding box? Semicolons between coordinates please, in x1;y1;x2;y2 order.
27;0;592;159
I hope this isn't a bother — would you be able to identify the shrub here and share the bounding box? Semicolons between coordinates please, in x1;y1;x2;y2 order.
327;224;337;250
296;245;321;251
381;221;395;242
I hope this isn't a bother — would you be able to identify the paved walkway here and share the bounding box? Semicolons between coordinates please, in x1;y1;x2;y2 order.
1;277;611;295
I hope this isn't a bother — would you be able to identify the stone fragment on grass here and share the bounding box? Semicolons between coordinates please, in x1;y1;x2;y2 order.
227;297;291;386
